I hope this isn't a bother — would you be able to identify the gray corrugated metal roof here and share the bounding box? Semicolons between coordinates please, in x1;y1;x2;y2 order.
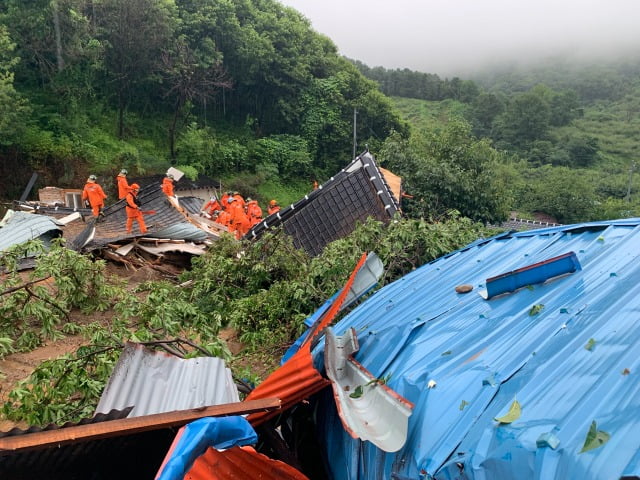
95;343;239;417
151;223;208;242
0;211;62;252
70;185;217;251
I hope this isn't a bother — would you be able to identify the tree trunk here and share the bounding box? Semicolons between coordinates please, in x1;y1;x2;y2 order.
52;0;65;72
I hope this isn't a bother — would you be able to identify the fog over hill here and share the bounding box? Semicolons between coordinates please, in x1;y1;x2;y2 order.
279;0;640;76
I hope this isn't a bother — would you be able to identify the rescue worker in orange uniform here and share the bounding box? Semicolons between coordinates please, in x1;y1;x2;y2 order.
125;183;148;234
245;198;263;227
116;169;129;199
267;199;280;216
227;196;250;238
162;173;175;197
220;191;232;211
202;196;222;217
214;209;232;229
82;175;108;217
232;191;246;210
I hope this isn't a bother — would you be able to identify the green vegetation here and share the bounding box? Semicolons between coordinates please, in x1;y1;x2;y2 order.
0;0;407;199
2;0;640;428
1;215;486;425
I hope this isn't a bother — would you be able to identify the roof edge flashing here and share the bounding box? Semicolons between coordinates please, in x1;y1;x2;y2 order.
482;251;582;300
324;327;414;452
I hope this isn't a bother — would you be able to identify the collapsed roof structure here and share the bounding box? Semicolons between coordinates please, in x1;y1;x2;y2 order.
292;218;639;479
247;151;400;256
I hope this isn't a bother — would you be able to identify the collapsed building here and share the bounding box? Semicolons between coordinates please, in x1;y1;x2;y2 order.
2;218;639;479
5;154;635;479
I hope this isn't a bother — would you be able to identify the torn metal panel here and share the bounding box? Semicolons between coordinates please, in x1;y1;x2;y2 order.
0;211;62;252
324;327;413;452
247;151;400;256
96;343;239;418
281;252;384;365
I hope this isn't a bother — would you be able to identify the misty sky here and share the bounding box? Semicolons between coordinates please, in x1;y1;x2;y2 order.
278;0;640;76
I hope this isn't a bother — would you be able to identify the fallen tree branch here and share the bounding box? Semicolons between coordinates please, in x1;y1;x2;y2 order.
0;276;51;296
25;286;70;322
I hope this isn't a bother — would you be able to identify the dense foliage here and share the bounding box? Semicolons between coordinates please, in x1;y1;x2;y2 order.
0;0;407;199
1;215;486;425
379;55;640;223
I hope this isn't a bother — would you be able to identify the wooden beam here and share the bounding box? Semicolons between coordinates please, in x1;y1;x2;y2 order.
0;398;280;454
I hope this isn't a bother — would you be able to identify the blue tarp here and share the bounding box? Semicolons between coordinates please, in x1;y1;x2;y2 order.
155;416;257;480
312;219;640;480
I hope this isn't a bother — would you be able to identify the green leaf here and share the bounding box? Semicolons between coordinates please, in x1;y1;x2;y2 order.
529;304;544;316
495;399;521;424
349;385;364;399
585;338;596;351
580;420;610;453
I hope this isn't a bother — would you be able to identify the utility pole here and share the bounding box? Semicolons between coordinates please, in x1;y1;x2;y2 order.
352;108;358;159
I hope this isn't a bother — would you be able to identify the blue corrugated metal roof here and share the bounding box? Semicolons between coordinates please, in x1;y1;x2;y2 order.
312;219;640;480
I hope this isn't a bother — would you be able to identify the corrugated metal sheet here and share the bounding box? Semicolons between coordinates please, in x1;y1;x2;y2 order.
185;445;309;480
96;343;239;417
0;210;62;252
312;219;640;480
70;184;216;251
150;224;209;242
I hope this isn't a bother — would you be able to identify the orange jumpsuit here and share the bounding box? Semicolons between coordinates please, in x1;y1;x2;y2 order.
267;205;280;216
233;194;246;210
220;193;231;211
246;200;263;227
125;190;148;234
203;198;222;215
215;210;232;229
228;201;250;238
116;174;129;199
82;181;108;216
162;177;175;196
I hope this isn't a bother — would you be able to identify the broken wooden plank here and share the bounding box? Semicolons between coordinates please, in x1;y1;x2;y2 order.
115;243;136;256
0;398;281;454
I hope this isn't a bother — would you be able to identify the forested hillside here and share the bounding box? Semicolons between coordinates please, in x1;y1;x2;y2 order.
356;58;640;223
0;0;406;202
2;0;639;224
